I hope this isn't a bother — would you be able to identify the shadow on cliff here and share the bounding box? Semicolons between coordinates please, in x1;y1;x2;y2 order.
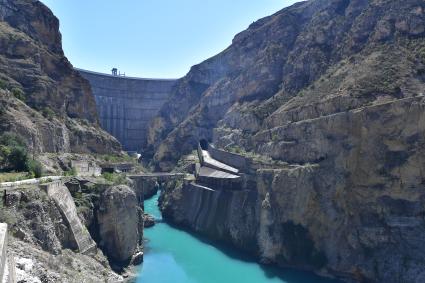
160;220;342;283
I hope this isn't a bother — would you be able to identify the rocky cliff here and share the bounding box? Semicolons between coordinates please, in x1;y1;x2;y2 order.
0;0;121;154
156;0;425;282
148;0;425;170
97;185;143;265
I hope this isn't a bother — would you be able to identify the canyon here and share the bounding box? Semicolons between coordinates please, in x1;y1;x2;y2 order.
151;0;425;282
0;0;424;282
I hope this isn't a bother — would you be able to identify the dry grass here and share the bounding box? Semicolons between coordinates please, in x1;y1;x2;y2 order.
0;172;30;182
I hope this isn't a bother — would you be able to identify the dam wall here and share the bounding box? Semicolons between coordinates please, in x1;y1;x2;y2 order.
77;69;178;152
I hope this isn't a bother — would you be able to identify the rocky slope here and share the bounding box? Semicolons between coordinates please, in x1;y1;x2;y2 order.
0;0;121;154
0;177;144;281
155;0;425;282
148;0;425;170
0;184;121;282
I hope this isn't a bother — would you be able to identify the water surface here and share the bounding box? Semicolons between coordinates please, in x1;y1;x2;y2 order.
137;192;341;283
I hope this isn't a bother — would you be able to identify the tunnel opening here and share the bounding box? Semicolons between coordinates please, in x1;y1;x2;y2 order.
199;139;209;150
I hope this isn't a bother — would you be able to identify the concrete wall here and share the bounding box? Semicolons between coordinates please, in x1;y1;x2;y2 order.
41;181;96;254
77;69;178;152
0;223;7;283
208;146;250;172
71;161;101;177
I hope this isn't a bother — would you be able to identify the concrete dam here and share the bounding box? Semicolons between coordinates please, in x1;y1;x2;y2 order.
77;69;178;152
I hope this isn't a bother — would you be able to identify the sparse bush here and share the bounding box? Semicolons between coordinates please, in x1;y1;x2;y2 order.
0;210;18;226
11;87;25;101
0;132;27;171
41;107;55;119
0;80;7;90
100;153;134;163
0;132;44;177
64;167;77;176
8;146;27;171
102;172;128;185
26;159;43;178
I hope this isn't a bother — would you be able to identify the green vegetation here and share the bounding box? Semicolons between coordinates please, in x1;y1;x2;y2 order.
0;210;18;226
26;159;43;178
101;172;128;185
11;87;25;101
64;167;77;176
41;107;55;119
0;80;7;90
0;172;30;182
98;153;135;163
0;132;43;178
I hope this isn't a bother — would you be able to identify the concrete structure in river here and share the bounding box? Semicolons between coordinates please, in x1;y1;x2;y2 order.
77;69;178;152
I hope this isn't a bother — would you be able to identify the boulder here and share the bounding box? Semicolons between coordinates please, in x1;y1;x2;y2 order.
143;214;155;228
97;185;141;263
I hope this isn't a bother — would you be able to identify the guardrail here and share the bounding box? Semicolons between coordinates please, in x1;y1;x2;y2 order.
0;176;63;188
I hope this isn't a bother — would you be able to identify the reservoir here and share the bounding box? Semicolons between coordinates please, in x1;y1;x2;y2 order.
137;192;341;283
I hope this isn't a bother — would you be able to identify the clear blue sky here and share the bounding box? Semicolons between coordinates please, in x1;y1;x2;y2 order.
41;0;300;78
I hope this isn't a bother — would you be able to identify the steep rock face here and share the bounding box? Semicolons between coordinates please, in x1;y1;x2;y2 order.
97;185;143;264
0;92;120;153
0;0;121;154
161;96;425;282
156;1;425;281
160;181;259;253
147;0;425;170
0;0;94;121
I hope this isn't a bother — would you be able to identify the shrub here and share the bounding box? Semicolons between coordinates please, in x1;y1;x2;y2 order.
0;80;7;90
0;133;27;171
41;107;55;119
0;210;18;226
102;172;128;185
26;159;43;178
0;132;44;176
64;167;77;176
11;88;25;101
8;146;27;171
0;132;26;148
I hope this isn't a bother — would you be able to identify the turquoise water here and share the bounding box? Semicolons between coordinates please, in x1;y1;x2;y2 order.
137;192;340;283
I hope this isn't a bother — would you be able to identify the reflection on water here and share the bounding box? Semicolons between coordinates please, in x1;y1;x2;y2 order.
137;192;341;283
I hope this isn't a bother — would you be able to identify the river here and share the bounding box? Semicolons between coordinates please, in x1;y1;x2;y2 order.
137;191;341;283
